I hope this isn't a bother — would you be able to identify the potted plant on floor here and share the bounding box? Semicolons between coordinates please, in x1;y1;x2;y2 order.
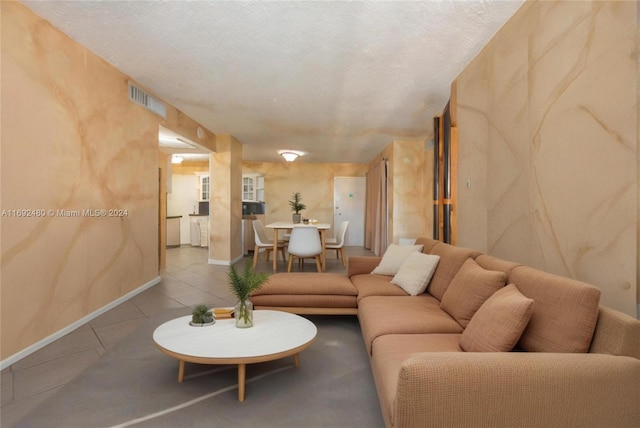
228;262;269;328
289;191;306;224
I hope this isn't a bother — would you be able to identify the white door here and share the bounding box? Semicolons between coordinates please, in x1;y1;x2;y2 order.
334;177;366;246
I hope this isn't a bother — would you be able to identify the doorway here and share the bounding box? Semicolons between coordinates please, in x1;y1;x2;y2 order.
333;177;366;246
158;126;211;270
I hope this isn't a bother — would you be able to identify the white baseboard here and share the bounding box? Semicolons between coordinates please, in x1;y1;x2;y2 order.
0;275;161;371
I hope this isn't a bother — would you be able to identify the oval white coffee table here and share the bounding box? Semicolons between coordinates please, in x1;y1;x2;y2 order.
153;310;317;401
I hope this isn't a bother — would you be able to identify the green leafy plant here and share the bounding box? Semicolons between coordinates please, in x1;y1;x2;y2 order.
192;304;213;324
228;262;269;324
288;192;306;214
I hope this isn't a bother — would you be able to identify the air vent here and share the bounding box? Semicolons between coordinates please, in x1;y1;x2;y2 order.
128;82;167;119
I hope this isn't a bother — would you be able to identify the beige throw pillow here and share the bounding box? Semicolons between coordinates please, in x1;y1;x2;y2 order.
391;252;440;296
371;243;424;276
440;258;506;328
459;284;534;352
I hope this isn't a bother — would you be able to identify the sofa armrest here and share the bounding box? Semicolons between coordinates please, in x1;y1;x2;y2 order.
590;306;640;359
347;256;381;277
394;352;640;428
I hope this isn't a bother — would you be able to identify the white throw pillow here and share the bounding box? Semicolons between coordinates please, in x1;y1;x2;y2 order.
391;252;440;296
371;244;424;276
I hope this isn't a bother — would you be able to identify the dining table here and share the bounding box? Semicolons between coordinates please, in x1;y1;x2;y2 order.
265;221;332;272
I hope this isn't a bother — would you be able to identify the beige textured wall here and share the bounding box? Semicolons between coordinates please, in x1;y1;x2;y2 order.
391;140;430;244
1;2;213;361
368;140;432;245
454;0;637;316
210;136;243;263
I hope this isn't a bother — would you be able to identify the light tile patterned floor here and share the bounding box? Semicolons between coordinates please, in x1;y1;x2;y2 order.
0;245;373;426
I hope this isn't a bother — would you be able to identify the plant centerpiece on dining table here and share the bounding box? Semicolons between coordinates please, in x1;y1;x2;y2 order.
289;191;306;224
227;262;269;328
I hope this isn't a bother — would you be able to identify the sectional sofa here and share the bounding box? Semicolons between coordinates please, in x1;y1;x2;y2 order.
250;237;640;428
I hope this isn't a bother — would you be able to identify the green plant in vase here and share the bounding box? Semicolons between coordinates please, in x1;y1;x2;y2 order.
289;191;306;224
227;262;269;328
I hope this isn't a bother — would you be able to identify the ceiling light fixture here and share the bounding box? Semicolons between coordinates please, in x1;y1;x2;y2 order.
280;151;300;162
171;154;184;164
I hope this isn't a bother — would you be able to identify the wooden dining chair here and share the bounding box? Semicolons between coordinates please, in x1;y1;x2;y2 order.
252;220;286;269
286;226;322;272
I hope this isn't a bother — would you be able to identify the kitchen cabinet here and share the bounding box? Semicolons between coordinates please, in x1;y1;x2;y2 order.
196;173;210;201
242;174;264;201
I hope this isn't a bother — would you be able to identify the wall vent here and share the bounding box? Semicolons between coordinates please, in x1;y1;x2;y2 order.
128;82;167;119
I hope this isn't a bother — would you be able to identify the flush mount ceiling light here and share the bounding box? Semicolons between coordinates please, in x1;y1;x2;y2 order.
279;150;304;162
171;154;184;164
281;152;298;162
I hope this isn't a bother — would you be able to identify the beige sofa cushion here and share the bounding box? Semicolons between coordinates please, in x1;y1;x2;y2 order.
351;274;409;301
252;273;357;296
250;272;358;309
459;284;534;352
440;258;506;328
371;244;424;276
510;266;601;353
391;252;440;296
250;294;357;309
358;295;463;354
427;243;481;301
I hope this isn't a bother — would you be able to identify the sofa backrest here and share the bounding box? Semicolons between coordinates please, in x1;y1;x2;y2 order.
474;254;521;278
414;237;440;254
509;266;601;353
427;242;481;301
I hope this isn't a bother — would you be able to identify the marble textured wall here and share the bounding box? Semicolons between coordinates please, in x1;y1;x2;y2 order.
1;2;214;361
455;0;637;315
243;162;367;235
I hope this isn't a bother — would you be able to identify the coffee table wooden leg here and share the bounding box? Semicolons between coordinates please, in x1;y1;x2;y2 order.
178;360;185;383
293;353;300;368
238;363;246;402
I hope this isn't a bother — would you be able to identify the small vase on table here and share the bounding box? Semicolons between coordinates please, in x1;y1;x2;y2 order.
227;262;268;329
235;298;254;328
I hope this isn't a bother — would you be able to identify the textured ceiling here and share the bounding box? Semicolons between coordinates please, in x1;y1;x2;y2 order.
21;0;524;163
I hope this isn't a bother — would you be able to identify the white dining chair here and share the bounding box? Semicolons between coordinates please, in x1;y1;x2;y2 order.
252;220;286;269
286;226;323;272
325;221;349;266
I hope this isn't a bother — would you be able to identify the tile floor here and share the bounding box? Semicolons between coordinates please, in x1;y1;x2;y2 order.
0;244;374;427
